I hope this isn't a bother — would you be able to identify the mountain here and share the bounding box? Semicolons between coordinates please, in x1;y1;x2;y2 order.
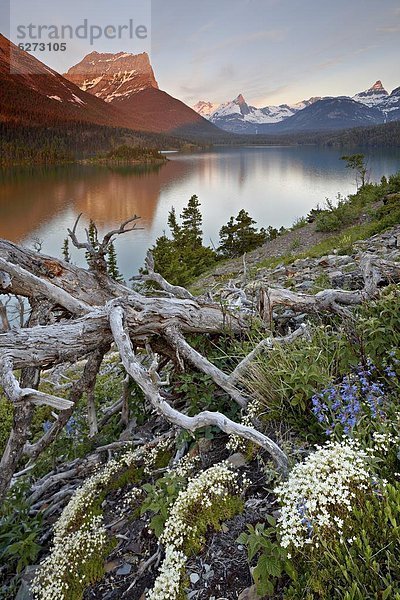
270;97;383;132
352;80;389;108
0;34;135;129
64;51;159;102
194;93;321;133
380;86;400;122
0;36;222;140
194;81;400;134
193;100;220;119
64;51;222;137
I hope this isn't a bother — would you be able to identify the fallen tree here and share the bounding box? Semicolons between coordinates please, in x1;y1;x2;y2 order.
1;217;399;503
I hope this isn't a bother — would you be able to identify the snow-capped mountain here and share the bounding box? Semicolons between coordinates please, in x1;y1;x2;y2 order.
194;93;321;133
352;80;389;108
64;50;221;136
272;97;383;133
193;100;220;118
64;51;159;103
380;86;400;122
0;34;136;129
194;81;399;133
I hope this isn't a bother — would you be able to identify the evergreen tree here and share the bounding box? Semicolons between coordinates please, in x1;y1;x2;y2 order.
62;238;71;263
218;209;268;258
341;154;368;189
85;220;99;269
107;242;123;282
180;195;203;247
149;196;216;286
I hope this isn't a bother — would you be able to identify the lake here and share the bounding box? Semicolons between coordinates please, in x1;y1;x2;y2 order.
1;146;399;279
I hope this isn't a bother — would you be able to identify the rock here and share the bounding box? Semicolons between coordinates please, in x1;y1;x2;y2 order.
116;563;132;576
105;559;120;573
387;236;397;248
190;572;200;584
15;566;39;600
294;280;314;291
227;452;247;468
238;584;264;600
15;581;33;600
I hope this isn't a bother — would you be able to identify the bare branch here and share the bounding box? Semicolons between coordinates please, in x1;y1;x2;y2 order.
101;215;142;249
133;251;195;300
109;305;288;472
0;356;73;410
230;323;309;384
164;326;248;408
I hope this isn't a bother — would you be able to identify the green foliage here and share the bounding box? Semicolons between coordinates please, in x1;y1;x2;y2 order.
107;242;123;282
291;216;308;230
0;396;13;456
183;494;243;556
358;286;400;363
105;145;163;161
141;471;187;537
243;324;356;430
218;209;268;258
238;519;294;596
315;172;400;234
150;195;217;286
341;153;368;189
62;238;71;263
285;483;400;600
0;484;42;577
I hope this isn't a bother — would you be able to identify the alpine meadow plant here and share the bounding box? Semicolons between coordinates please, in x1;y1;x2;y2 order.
32;448;141;600
148;462;245;600
311;360;386;437
272;440;400;599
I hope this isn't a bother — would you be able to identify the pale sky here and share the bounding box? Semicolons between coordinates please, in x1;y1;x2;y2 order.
1;0;400;107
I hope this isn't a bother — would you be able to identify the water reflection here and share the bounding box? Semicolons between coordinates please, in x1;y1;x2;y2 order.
0;146;399;278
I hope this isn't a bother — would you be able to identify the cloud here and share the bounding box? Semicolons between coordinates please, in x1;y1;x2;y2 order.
192;28;287;64
377;25;400;33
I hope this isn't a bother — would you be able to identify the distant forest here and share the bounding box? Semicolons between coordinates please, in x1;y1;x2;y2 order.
0;122;195;166
0;119;398;166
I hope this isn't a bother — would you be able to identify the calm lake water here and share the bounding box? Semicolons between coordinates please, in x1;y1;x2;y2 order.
1;146;399;278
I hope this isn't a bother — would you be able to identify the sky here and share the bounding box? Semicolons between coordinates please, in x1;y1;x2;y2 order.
1;0;400;107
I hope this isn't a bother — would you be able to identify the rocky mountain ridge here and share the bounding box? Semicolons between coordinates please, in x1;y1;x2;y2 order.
194;80;400;133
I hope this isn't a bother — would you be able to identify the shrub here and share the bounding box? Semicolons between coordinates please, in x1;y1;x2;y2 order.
242;324;356;429
0;396;13;456
275;441;400;599
0;483;42;577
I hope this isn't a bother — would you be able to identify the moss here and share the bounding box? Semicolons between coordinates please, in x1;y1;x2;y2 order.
56;536;116;600
153;449;173;470
0;395;13;455
182;494;244;555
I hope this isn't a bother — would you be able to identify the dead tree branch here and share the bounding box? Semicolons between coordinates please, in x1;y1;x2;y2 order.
109;305;288;472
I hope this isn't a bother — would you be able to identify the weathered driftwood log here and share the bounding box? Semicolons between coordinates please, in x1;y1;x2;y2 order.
0;226;287;501
1;222;399;503
256;255;400;319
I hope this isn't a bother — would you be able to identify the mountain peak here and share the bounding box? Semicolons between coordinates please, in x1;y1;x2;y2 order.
235;94;246;104
64;51;158;103
370;80;385;91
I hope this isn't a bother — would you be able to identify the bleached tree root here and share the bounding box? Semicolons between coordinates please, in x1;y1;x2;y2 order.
1;223;398;502
109;304;288;472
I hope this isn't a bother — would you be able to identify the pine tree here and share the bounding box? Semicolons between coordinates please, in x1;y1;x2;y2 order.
62;238;71;263
149;196;216;286
180;195;203;247
85;220;99;269
218;210;267;258
107;242;123;282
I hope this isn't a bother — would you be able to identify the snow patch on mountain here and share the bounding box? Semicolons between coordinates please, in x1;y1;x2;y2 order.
352;80;389;108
